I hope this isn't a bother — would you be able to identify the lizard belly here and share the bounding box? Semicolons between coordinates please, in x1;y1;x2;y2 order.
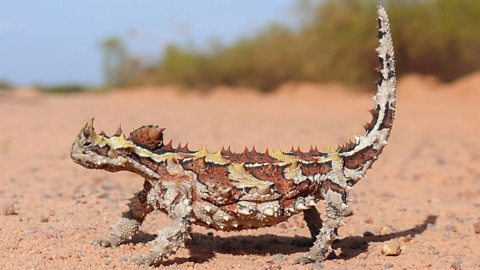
191;179;323;231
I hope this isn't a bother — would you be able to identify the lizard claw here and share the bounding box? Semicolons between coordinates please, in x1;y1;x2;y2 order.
93;235;124;247
294;255;317;265
294;255;325;270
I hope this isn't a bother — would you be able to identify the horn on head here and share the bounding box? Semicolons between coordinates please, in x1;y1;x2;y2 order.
83;118;96;136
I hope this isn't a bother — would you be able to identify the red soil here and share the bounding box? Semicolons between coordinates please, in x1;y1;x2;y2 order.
0;74;479;269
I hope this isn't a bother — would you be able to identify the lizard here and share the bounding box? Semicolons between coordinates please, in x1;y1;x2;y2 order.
70;5;396;266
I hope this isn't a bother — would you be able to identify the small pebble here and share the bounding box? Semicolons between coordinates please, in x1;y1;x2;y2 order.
402;235;413;242
40;216;49;223
2;204;16;215
99;252;109;258
342;207;354;217
364;217;373;224
384;262;394;269
96;192;108;199
473;221;480;234
382;240;401;256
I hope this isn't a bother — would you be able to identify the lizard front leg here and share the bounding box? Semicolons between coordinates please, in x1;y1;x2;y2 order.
132;197;193;266
94;180;153;247
296;189;347;264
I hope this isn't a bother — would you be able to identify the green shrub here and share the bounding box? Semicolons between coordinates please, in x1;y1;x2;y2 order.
37;84;92;93
102;0;480;91
0;80;13;91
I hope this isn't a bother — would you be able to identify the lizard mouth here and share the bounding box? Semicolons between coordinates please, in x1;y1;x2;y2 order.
70;140;101;169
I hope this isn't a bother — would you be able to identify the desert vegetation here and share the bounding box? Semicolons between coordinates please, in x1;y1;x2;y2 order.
101;0;480;91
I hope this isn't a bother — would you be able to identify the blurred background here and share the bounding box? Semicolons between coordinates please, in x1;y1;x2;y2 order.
1;0;480;92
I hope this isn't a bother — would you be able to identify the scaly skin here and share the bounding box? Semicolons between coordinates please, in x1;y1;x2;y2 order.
70;6;396;267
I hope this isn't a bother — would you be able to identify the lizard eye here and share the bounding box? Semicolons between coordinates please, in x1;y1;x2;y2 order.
83;141;92;147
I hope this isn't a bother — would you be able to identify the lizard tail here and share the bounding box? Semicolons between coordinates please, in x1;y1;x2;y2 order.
338;5;397;185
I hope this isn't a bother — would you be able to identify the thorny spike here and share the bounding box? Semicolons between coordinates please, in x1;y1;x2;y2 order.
241;147;249;159
114;125;123;136
364;121;374;133
338;139;356;152
163;139;173;150
83;118;95;135
182;143;190;152
221;146;232;155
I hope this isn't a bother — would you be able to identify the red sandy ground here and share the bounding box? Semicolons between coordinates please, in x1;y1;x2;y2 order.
0;74;479;269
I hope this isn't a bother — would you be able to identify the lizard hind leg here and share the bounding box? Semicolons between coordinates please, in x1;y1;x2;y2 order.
94;180;153;247
296;189;347;265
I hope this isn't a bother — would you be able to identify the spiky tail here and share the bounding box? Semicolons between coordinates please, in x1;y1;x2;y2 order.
338;6;396;185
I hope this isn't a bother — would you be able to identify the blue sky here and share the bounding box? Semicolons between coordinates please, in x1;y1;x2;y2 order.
0;0;297;86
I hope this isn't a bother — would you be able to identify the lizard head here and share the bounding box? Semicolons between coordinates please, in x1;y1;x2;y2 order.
70;119;165;179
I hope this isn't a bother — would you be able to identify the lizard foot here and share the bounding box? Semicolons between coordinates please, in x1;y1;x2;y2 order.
294;256;324;269
131;252;161;266
294;255;320;265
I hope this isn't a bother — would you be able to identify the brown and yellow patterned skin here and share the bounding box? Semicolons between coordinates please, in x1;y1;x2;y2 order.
70;6;396;266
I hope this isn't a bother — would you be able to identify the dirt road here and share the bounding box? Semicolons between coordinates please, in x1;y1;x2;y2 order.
1;74;479;269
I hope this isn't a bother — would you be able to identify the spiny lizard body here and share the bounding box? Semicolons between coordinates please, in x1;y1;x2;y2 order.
71;6;396;266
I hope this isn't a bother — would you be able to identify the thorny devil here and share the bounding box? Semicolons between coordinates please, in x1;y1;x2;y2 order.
71;6;396;267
